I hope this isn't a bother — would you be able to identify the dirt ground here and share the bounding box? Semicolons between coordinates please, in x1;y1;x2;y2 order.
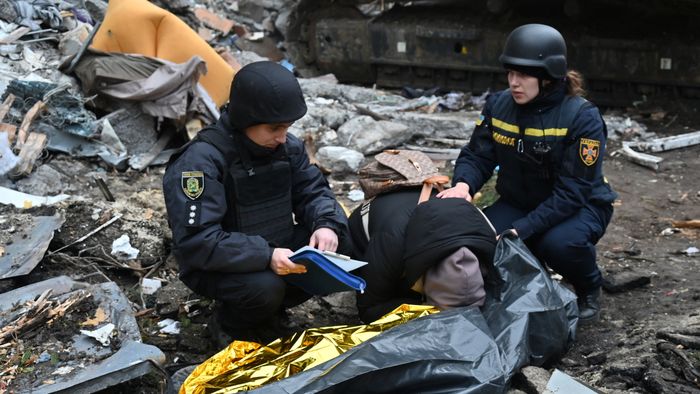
551;118;700;393
1;108;699;393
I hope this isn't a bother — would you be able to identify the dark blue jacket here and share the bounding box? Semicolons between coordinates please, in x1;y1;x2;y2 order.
453;84;617;240
163;114;348;280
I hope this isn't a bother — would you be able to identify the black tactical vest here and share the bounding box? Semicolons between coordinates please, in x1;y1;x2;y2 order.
174;126;295;246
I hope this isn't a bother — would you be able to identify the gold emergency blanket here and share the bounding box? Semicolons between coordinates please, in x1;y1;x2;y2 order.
181;304;438;394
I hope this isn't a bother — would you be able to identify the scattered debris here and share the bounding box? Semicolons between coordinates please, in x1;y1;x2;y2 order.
157;318;181;335
546;369;600;393
0;276;165;392
141;278;162;295
681;246;699;256
111;234;140;261
617;130;700;170
603;271;652;293
347;189;365;202
80;323;115;346
661;227;681;236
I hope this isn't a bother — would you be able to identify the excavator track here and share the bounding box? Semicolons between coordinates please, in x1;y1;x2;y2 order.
285;0;700;107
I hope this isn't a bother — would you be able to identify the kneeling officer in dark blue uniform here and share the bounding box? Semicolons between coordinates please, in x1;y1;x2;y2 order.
163;61;350;343
438;24;617;323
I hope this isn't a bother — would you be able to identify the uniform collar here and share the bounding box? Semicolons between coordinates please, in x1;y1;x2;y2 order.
519;81;566;113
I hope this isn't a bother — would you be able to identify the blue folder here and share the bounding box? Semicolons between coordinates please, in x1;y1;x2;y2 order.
285;247;367;295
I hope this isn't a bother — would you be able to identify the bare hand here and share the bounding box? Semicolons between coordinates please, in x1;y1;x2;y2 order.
436;182;472;201
309;227;339;252
270;248;307;275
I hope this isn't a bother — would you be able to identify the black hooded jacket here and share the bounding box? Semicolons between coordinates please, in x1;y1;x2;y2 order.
349;191;497;323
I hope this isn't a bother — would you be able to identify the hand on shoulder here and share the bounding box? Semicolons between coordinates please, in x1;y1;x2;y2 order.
436;182;472;201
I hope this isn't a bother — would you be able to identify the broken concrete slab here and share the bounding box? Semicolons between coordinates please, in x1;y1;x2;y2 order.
305;105;352;130
14;162;69;195
517;366;551;394
128;131;172;171
316;146;364;174
337;116;410;154
299;77;404;105
0;213;63;279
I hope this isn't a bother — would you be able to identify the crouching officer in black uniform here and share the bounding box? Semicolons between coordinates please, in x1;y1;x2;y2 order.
438;24;617;323
163;61;351;344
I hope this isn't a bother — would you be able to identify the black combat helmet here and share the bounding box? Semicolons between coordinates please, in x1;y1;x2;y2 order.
499;24;567;80
227;61;307;131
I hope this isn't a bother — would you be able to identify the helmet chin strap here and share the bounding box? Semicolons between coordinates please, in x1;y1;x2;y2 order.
536;78;548;99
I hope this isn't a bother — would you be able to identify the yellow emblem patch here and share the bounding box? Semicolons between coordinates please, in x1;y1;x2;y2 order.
579;138;600;166
181;171;204;200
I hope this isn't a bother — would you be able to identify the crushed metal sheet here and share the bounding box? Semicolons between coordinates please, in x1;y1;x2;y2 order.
0;214;63;279
0;277;166;392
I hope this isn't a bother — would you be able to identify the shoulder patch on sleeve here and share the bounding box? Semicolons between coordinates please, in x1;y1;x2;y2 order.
579;138;600;166
475;114;485;126
181;171;204;200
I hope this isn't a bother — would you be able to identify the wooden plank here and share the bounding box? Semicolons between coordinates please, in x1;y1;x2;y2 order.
671;219;700;229
13;132;47;177
15;100;45;151
0;94;15;122
0;27;30;44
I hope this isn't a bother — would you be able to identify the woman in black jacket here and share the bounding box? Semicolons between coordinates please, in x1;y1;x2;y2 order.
349;190;497;323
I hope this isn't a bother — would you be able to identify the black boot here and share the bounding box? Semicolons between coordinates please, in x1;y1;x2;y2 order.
577;287;601;323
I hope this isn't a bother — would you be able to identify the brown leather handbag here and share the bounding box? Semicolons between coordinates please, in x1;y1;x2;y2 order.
358;150;450;200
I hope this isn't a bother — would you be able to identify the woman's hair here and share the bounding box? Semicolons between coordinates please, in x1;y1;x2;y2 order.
566;70;586;97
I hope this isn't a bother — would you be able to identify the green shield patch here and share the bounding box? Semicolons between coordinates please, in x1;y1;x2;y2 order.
181;171;204;200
